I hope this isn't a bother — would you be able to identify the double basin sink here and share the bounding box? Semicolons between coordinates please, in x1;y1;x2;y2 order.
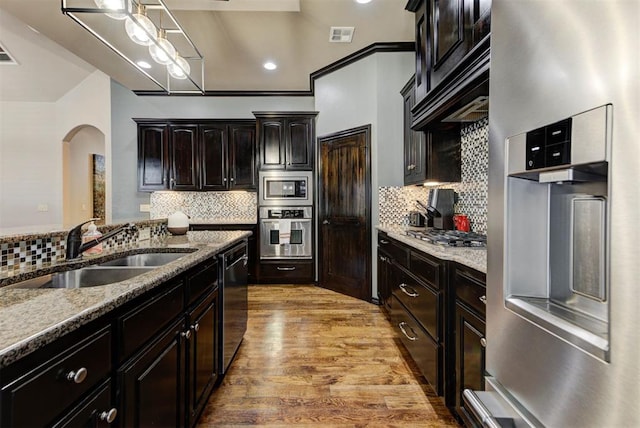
10;252;189;290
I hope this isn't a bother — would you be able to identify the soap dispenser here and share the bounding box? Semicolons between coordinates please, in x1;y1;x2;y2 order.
82;221;103;255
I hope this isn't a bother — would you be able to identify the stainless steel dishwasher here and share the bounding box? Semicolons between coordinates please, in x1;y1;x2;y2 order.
220;241;248;374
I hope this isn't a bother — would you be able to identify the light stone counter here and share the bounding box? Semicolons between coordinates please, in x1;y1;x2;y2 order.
377;225;487;273
188;217;257;225
0;230;250;368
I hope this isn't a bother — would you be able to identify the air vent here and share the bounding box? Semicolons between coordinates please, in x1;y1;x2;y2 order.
0;42;17;65
329;27;355;43
442;96;489;122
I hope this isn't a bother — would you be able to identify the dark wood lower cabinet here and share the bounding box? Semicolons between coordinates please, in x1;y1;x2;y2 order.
258;260;314;283
119;318;186;427
52;381;114;428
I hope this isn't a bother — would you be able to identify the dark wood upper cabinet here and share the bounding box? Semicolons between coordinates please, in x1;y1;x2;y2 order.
170;125;200;191
136;119;257;192
137;123;168;191
254;112;318;171
402;77;427;185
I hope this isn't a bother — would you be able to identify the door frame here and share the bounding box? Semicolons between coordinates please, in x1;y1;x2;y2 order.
316;124;372;301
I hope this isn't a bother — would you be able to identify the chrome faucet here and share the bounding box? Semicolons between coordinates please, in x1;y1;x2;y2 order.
66;219;136;261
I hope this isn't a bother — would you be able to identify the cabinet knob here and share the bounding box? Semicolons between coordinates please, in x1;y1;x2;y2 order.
182;330;192;340
322;219;330;225
66;367;88;384
223;178;227;182
479;295;487;305
192;323;200;332
99;408;118;424
230;177;234;182
480;337;487;348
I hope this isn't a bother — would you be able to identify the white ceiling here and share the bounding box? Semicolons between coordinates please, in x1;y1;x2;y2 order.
0;0;414;96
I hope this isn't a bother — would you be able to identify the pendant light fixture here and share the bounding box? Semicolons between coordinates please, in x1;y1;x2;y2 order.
168;54;190;80
149;28;176;65
93;0;130;20
125;3;157;46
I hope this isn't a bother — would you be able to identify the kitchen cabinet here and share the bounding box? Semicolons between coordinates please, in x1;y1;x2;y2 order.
402;77;427;185
254;112;318;171
136;119;257;192
377;232;408;313
405;0;491;130
137;123;169;191
257;260;314;283
448;262;486;426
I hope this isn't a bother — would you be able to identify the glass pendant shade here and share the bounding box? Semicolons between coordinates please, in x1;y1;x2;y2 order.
168;55;190;79
94;0;130;20
149;31;176;65
125;13;157;46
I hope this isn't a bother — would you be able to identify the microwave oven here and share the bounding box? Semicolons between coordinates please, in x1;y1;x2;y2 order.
258;171;313;206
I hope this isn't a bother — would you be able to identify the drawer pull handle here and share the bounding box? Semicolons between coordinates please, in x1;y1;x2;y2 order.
380;239;389;244
192;323;200;332
399;283;419;298
276;266;296;271
479;295;487;305
182;330;192;340
99;408;118;424
398;322;418;341
480;337;487;348
66;367;87;384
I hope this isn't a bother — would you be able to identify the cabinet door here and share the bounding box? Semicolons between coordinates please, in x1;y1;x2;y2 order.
119;318;186;428
170;125;200;190
454;302;486;425
258;119;286;170
286;118;314;170
200;124;228;191
187;291;218;427
414;0;430;101
138;124;168;191
229;123;257;189
403;81;427;185
426;126;461;183
377;250;391;313
51;381;115;428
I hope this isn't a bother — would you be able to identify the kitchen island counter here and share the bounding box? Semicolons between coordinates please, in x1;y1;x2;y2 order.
0;230;250;368
377;225;486;273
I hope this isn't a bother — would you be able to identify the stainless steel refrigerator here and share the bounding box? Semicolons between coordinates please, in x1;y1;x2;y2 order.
467;1;640;426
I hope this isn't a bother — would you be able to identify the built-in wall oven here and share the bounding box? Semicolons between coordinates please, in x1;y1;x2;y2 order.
258;171;313;206
259;206;312;259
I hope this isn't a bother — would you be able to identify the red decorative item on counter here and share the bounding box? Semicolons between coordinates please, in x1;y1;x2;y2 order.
453;214;470;232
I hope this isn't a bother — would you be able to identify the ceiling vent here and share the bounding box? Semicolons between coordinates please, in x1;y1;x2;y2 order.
329;27;355;43
0;42;17;65
442;96;489;122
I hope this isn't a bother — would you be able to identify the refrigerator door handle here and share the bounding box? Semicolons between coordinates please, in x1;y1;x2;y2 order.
463;389;504;428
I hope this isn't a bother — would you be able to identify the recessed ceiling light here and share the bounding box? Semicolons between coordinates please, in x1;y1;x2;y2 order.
137;60;152;69
356;0;372;3
263;61;277;70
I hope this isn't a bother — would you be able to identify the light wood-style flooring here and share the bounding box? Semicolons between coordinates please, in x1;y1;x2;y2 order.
198;285;459;427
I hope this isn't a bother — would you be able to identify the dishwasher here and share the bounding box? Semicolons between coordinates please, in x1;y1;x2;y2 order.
220;241;248;374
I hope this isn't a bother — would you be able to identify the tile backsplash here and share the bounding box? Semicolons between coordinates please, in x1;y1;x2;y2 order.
379;117;488;234
150;191;257;220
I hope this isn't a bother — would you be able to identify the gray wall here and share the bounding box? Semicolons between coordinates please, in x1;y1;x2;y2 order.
110;81;314;221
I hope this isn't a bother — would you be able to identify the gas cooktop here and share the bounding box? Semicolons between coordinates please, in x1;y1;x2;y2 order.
406;229;487;247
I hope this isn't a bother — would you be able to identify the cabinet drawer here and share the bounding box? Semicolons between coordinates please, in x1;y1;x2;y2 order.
2;327;111;428
391;296;441;395
258;261;313;283
378;234;408;268
392;270;441;341
409;250;441;290
118;280;184;362
454;265;487;316
187;260;218;306
52;380;114;428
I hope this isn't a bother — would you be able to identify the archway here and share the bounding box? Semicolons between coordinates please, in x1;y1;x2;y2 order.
62;125;106;227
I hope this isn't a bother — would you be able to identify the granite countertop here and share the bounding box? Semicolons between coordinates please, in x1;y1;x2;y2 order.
0;230;250;368
377;225;487;273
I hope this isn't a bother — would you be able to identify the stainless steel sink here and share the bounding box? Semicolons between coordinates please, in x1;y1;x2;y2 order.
8;266;155;289
98;252;188;267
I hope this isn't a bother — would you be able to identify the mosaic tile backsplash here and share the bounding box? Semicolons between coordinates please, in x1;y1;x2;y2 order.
150;191;257;221
379;118;489;234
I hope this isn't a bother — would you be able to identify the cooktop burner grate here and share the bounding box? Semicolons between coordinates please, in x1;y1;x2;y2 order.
406;229;487;247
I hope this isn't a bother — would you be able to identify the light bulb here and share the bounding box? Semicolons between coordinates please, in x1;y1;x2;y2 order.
149;31;176;65
168;55;190;80
125;13;157;46
94;0;130;20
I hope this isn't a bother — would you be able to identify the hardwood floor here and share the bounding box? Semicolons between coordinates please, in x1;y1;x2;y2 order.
198;285;459;427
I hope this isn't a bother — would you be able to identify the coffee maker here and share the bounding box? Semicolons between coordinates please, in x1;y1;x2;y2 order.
425;189;455;229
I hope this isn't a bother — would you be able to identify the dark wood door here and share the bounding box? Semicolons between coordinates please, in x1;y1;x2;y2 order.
137;123;168;191
258;119;286;170
119;318;186;428
229;123;257;189
170;125;199;190
187;291;218;427
318;125;371;301
200;124;227;191
286;118;314;170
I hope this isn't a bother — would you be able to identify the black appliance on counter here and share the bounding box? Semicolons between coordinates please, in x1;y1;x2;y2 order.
416;189;456;229
220;242;248;374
